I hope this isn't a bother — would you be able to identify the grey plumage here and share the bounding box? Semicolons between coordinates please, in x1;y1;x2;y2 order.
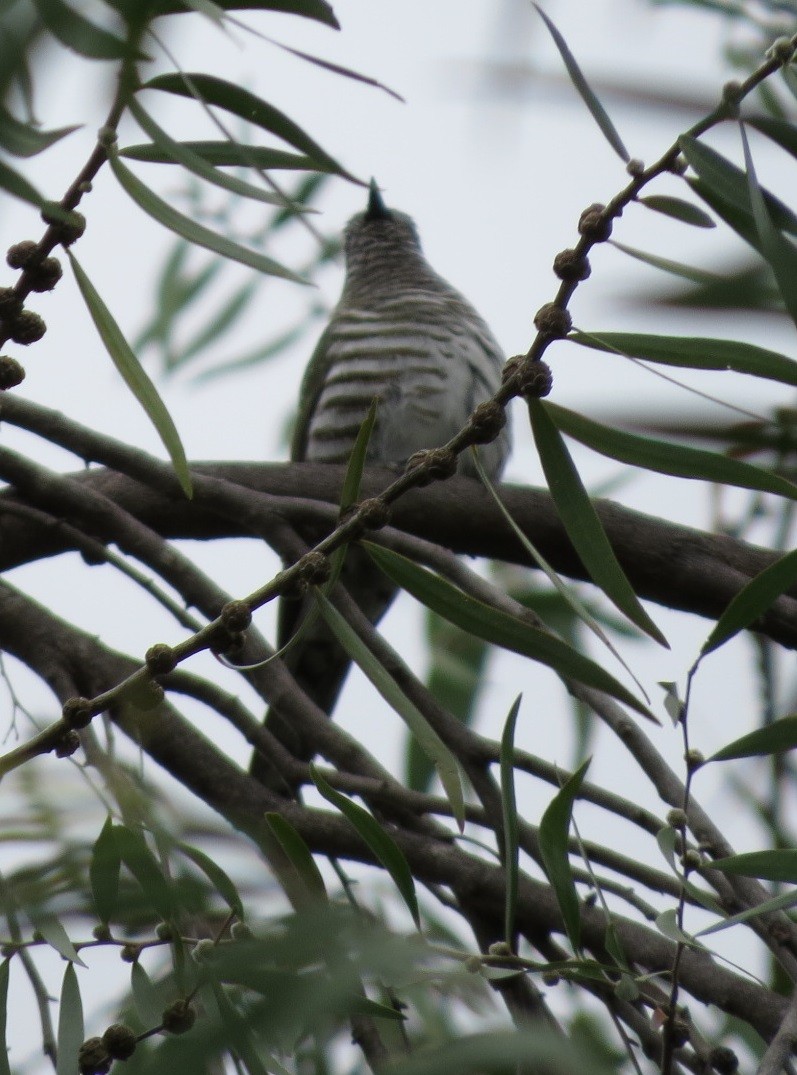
251;183;509;790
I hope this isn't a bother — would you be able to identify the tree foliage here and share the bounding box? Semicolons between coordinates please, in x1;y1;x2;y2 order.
2;2;797;1074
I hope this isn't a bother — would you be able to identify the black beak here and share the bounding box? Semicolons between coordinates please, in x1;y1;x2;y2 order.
365;178;391;220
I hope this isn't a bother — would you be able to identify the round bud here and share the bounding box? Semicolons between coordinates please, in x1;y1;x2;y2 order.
708;1045;739;1073
9;310;46;345
221;599;252;633
191;938;216;963
41;206;86;245
468;400;507;444
666;809;687;828
405;447;458;484
97;126;118;148
768;37;796;64
102;1024;137;1060
464;955;482;973
626;158;645;177
62;696;93;729
487;940;512;957
54;730;80;758
684;748;704;771
533;303;571;339
552;248;591;281
162;999;196;1034
357;497;390;530
578;203;612;241
515;359;553;401
6;240;38;269
120;943;141;963
0;356;25;390
92;924;112;941
681;849;702;870
145;643;176;676
721;80;742;115
78;1037;111;1075
231;920;253;941
156;921;174;941
27;256;62;293
670;154;688;176
0;287;23;318
297;550;332;588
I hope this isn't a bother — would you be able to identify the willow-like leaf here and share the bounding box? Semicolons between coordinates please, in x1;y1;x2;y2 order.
539;760;591;952
500;696;521;946
638;194;715;228
701;547;797;657
56;964;83;1075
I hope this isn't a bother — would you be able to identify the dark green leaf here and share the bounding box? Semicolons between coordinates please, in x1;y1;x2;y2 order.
0;962;9;1075
311;766;420;928
90;815;121;924
119;141;321;171
539;760;591;952
143;73;352;179
108;151;306;284
155;0;339;27
178;842;244;918
638;194;715;228
570;331;797;387
747;115;797;161
711;850;797;883
128;100;298;207
739;121;797;332
610;240;723;283
67;251;194;498
112;824;174;921
265;813;328;904
32;0;142;60
702;547;797;657
528;400;667;646
130;962;162;1026
315;591;465;827
0;156;45;207
33;917;86;966
709;715;797;762
365;543;654;720
500;696;522;946
56;964;83;1075
679;134;797;237
533;4;628;162
547;401;797;499
0;105;78;157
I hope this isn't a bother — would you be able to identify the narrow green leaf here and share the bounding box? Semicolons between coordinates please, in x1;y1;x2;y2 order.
315;590;466;829
32;0;142;60
0;156;45;207
659;681;684;726
739;121;797;332
0;961;9;1075
127;100;298;207
144;73;352;179
471;447;649;697
265;813;328;904
569;331;797;388
130;962;161;1026
155;0;339;27
702;548;797;657
747;115;797;161
341;400;377;514
112;824;173;921
697;888;797;937
499;696;522;947
90;815;121;924
0;105;78;157
365;543;655;720
178;842;244;918
679;134;797;237
33;917;86;967
539;759;591;952
709;715;797;762
655;909;704;950
528;399;667;646
67;251;193;498
119;141;321;171
56;964;83;1075
610;240;722;283
533;4;629;161
637;194;715;228
108;151;306;285
311;766;420;928
711;850;797;883
547;401;797;499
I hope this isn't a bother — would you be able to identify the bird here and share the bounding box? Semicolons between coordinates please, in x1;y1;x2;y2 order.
251;181;510;790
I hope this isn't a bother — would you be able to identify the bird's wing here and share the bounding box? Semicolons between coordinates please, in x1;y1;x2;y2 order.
290;323;337;462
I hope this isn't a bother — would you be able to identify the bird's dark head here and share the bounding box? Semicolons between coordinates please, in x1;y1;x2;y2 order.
343;181;422;267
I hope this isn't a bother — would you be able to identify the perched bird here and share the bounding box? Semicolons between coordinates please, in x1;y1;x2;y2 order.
251;182;509;789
